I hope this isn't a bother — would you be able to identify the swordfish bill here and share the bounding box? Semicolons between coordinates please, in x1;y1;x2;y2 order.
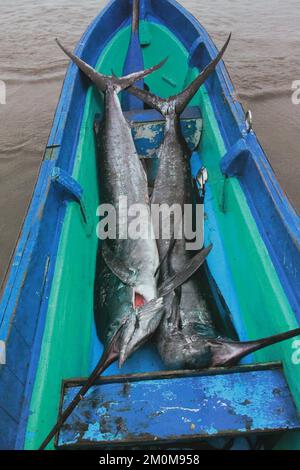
209;327;300;367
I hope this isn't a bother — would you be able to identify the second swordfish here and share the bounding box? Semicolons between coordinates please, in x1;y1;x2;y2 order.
127;35;300;370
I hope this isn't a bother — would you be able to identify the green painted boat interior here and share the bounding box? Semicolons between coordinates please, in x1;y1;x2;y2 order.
25;23;300;450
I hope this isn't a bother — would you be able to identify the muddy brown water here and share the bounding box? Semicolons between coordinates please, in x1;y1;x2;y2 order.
0;0;299;284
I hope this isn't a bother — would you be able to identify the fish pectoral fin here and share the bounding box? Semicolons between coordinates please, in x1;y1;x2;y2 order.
118;297;164;367
155;233;176;278
102;242;138;287
159;244;213;297
118;314;138;363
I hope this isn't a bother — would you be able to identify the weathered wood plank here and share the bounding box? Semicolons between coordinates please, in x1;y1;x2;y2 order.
57;364;300;448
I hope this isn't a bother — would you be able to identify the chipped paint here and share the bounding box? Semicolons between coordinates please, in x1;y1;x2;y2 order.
134;124;159;142
57;366;300;448
129;110;203;162
160;406;200;413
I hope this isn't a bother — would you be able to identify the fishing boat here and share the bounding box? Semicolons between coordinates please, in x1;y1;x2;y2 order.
0;0;299;450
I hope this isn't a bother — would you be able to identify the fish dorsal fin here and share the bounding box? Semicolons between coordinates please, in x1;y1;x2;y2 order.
56;39;167;93
159;244;213;297
128;34;231;116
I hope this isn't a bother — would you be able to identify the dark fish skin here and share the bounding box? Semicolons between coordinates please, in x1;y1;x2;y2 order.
151;107;218;370
128;35;300;369
56;39;167;366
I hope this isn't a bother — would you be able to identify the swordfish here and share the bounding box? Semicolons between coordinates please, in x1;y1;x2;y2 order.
39;41;167;450
55;39;168;365
128;35;300;369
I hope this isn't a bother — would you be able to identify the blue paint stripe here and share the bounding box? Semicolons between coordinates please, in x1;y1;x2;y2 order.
0;160;55;341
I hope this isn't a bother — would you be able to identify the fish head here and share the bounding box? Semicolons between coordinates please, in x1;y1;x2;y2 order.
159;330;300;370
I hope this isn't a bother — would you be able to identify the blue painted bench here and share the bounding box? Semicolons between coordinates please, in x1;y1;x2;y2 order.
56;362;300;449
94;106;202;187
125;106;202;158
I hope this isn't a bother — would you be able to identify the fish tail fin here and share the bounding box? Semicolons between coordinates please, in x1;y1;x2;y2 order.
56;38;167;93
211;328;300;367
56;39;108;91
128;34;231;116
120;57;167;91
175;33;231;114
127;85;167;114
132;0;140;33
